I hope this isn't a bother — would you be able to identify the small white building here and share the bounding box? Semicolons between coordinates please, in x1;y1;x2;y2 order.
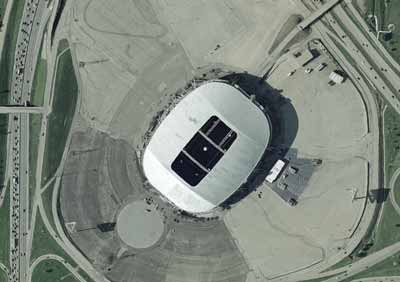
143;81;271;213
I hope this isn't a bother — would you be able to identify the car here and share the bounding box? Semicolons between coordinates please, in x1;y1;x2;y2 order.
305;68;313;74
317;62;327;71
287;70;296;77
288;198;298;206
278;182;288;190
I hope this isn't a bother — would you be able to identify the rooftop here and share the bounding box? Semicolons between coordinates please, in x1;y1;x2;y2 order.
143;81;271;213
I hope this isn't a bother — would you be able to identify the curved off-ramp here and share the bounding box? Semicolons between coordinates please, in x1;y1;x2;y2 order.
389;168;400;216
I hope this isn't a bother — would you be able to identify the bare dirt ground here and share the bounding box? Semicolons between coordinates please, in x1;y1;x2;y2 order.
55;0;374;281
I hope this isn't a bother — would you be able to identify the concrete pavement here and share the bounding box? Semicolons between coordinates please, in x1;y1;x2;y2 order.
24;8;110;280
278;1;400;281
6;0;54;281
0;107;44;114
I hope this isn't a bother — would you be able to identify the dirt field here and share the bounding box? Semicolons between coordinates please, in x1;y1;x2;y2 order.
55;1;375;281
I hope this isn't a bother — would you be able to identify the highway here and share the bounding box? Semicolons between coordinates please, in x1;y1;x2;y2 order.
31;40;111;282
6;0;50;281
2;0;400;281
297;0;342;30
276;0;400;281
0;107;44;114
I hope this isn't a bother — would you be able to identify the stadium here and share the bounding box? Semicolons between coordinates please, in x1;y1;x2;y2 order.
142;81;272;213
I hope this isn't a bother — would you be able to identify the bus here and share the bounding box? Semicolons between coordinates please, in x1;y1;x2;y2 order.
265;159;286;183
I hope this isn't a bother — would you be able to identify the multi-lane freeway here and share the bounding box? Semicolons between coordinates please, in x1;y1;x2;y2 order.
278;0;400;281
3;0;111;280
6;0;49;281
2;0;400;281
0;107;44;114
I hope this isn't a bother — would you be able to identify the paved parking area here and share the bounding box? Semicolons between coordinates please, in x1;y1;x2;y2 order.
224;44;370;279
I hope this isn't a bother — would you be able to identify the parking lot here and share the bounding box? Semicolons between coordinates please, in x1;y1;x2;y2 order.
224;42;370;279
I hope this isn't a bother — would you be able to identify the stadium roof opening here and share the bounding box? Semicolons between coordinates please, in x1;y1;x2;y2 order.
143;81;271;213
171;115;237;186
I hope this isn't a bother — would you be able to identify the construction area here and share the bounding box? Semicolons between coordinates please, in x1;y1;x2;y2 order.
53;0;377;281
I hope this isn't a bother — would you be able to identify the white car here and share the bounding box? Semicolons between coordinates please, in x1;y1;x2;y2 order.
305;68;313;74
317;62;327;71
287;70;295;77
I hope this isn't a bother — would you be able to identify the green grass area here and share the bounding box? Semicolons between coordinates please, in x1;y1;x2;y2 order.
341;252;400;281
41;180;57;233
362;105;400;251
0;0;8;27
78;269;95;282
323;256;353;272
31;211;69;261
325;103;400;272
57;39;69;54
41;42;77;183
384;105;400;180
31;202;94;282
29;114;42;221
0;115;8;189
31;58;47;106
394;172;400;205
0;181;9;267
369;200;400;251
29;51;47;224
31;259;78;282
365;0;400;64
0;268;7;282
299;274;340;282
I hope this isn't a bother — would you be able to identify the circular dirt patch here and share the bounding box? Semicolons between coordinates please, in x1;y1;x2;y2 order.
117;200;164;249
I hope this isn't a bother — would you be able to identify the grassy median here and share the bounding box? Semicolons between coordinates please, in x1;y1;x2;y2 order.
29;57;47;221
0;268;7;282
31;58;47;106
29;114;41;220
42;41;77;183
31;259;78;282
41;179;57;233
341;251;400;281
31;211;69;261
384;105;400;180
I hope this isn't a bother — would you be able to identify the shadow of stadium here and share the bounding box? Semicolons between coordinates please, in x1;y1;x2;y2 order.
219;72;299;208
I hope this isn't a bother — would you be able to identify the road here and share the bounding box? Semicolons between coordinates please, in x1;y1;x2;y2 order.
33;39;110;282
276;0;400;281
389;168;400;215
297;0;342;30
20;4;111;280
0;107;44;114
5;0;51;281
3;0;399;282
28;254;86;282
321;3;400;114
0;0;16;209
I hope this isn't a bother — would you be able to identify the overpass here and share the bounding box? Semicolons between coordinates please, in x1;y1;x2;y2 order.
297;0;342;30
0;106;44;114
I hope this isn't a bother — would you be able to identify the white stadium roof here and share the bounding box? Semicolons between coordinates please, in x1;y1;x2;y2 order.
143;81;271;213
